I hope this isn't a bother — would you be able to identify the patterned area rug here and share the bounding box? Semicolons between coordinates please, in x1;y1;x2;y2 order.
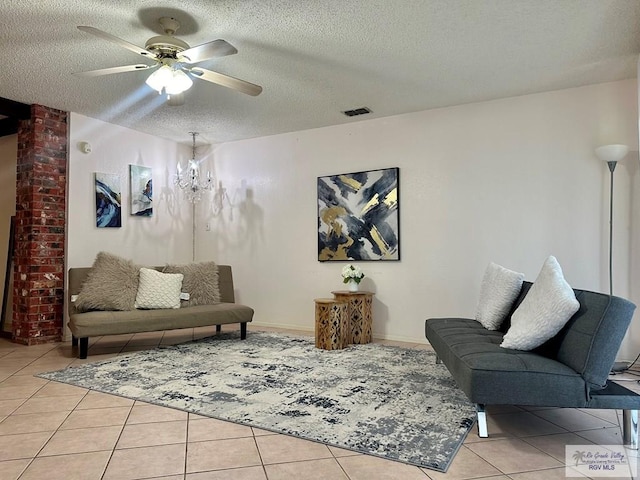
39;332;475;472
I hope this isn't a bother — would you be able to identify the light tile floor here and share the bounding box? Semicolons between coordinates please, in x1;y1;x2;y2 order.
0;324;638;479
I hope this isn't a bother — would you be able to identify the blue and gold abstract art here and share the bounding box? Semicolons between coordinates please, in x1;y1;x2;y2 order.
318;167;399;261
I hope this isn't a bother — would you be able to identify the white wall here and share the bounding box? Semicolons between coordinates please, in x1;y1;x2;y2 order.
196;79;639;357
630;57;640;363
67;113;194;269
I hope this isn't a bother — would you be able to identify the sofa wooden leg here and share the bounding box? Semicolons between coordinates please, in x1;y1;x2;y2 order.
79;338;88;359
623;410;639;449
216;325;222;334
72;335;78;347
435;355;442;364
476;404;488;438
240;322;247;340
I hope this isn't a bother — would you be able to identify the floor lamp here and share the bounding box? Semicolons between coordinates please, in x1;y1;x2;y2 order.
595;144;629;295
595;144;629;371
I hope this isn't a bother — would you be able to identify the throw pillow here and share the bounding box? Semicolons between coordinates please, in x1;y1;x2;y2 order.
134;268;184;310
475;262;525;330
501;255;580;351
163;261;221;306
74;252;140;312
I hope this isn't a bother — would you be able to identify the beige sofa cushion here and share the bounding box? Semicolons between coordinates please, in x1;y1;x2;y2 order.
75;252;140;312
69;303;254;338
163;261;221;306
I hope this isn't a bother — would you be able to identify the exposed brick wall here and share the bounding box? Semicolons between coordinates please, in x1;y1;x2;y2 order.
13;105;67;345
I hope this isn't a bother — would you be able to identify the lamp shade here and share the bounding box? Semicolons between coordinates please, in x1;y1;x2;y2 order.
165;69;193;95
145;66;173;93
145;66;193;95
595;144;629;163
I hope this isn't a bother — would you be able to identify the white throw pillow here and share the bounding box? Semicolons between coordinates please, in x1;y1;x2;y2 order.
134;268;184;310
501;256;580;351
475;262;525;330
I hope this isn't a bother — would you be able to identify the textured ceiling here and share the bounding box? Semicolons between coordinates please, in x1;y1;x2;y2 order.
1;0;639;146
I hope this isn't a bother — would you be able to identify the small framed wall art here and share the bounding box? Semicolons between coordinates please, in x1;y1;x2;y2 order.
129;165;153;216
317;167;400;261
95;172;122;228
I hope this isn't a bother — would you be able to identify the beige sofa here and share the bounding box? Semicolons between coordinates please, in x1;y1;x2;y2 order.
68;265;254;358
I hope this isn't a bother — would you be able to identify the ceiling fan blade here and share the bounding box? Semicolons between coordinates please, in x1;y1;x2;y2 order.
78;26;155;59
178;39;237;64
74;64;157;77
189;67;262;96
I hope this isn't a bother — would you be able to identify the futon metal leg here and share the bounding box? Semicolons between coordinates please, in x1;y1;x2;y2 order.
623;410;638;449
476;404;488;438
79;338;88;359
72;335;78;347
240;322;247;340
216;325;222;333
435;355;442;364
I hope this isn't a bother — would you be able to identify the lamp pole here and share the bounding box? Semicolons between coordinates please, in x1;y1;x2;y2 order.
607;160;616;296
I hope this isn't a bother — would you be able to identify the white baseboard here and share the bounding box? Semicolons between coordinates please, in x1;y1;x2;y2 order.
249;321;429;345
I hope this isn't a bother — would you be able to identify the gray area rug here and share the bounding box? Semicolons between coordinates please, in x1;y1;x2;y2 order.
39;332;475;472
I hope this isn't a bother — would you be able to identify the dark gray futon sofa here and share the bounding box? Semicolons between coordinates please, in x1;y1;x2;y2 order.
426;281;640;447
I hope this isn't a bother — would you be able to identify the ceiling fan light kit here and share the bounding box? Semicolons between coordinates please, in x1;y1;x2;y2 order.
145;65;193;95
75;17;262;100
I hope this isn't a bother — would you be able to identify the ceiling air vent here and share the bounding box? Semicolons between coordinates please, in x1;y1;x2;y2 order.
342;107;372;117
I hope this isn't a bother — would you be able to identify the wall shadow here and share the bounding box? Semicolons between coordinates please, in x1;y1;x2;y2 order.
204;180;264;258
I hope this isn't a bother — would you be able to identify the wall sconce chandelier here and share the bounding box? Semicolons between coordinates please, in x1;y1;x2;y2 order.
175;132;212;203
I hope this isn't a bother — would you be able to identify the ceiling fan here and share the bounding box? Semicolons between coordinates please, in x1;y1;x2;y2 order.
74;17;262;102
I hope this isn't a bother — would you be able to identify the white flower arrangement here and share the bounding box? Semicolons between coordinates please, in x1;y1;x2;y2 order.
341;264;365;284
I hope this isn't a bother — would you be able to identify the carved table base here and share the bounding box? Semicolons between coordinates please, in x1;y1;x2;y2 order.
314;298;348;350
331;291;374;344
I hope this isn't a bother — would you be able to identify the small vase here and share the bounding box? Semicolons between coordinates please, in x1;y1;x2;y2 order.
348;279;359;292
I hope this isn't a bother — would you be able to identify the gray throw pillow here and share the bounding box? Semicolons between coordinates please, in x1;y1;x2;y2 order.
163;261;221;306
74;252;140;312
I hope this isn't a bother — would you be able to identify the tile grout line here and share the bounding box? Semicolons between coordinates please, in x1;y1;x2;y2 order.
528;406;618;431
184;412;191;479
14;349;88;479
251;426;270;479
465;423;567;477
329;447;355;480
99;391;135;480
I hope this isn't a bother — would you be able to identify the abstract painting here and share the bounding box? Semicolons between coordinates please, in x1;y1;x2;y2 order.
95;172;121;228
129;165;153;216
318;167;399;261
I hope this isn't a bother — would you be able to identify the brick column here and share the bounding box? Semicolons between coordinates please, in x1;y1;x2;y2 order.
13;105;67;345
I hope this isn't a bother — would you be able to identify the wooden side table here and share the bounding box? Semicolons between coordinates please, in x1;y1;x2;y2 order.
331;291;374;344
314;298;348;350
